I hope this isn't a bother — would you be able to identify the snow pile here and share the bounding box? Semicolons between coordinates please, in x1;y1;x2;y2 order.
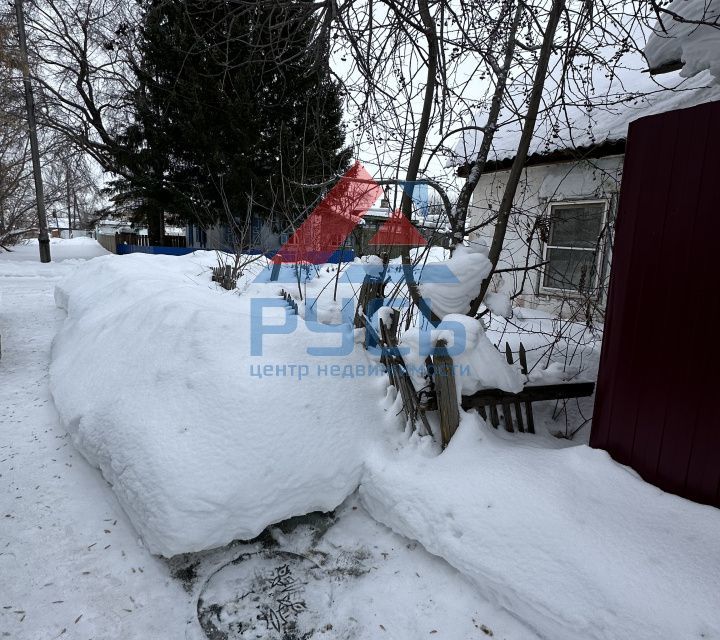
646;0;720;85
50;253;389;556
484;291;512;318
44;248;720;639
401;314;523;397
0;237;109;262
419;244;491;317
361;415;720;640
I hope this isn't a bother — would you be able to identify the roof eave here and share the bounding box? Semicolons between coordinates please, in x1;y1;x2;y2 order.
648;59;685;75
455;137;627;178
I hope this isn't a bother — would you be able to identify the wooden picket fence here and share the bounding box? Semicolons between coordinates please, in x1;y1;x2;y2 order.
280;281;594;449
116;232;187;248
368;310;595;449
354;253;389;330
461;379;595;434
372;307;594;448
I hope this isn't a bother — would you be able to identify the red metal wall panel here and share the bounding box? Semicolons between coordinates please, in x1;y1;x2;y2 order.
590;100;720;508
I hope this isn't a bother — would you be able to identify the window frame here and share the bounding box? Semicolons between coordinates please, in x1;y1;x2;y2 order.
539;198;609;296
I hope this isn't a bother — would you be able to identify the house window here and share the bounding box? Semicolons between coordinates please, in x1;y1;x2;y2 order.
542;201;605;293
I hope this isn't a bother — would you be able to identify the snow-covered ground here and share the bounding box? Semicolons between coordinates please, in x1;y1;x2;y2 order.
181;497;542;640
363;417;720;640
50;251;395;556
0;241;192;639
2;238;720;640
0;240;539;639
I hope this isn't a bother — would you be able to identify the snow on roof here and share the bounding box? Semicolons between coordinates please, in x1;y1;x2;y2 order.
96;219;131;229
363;205;393;219
448;60;720;169
645;0;720;84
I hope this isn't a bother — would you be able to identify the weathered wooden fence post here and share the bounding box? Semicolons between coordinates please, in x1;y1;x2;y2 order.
433;339;460;448
504;343;522;433
354;252;389;330
518;343;534;434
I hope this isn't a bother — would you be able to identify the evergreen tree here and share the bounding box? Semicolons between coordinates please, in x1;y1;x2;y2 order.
111;0;350;245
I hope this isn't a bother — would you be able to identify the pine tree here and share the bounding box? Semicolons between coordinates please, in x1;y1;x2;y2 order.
111;0;350;245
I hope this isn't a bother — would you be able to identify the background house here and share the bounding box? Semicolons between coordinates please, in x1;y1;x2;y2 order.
95;219;188;254
186;197;445;259
450;67;720;318
186;213;280;254
348;204;393;257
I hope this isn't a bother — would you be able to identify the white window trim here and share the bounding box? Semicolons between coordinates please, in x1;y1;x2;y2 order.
539;198;609;296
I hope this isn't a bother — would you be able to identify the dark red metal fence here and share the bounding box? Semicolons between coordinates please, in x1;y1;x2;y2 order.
590;100;720;508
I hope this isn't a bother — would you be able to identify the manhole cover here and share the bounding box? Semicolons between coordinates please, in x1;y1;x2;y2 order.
198;549;344;640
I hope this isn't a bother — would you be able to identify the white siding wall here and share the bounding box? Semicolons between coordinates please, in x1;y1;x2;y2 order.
468;155;624;316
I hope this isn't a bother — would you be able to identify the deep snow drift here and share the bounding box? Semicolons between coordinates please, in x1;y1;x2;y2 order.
0;242;540;640
50;252;391;556
3;236;110;262
47;249;720;640
361;414;720;640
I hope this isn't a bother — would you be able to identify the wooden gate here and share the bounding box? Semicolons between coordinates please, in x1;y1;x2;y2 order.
590;100;720;508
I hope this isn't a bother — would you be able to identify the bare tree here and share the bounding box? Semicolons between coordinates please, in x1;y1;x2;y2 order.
44;150;104;234
24;0;138;174
0;15;36;248
326;0;714;332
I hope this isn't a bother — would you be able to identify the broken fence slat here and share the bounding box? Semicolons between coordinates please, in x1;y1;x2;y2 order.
514;401;525;433
489;403;500;428
461;382;595;409
518;342;529;375
525;401;535;434
504;343;526;431
501;402;514;433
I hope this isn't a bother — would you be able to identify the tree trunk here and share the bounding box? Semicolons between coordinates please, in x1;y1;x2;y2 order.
468;0;566;317
399;0;442;325
147;208;165;246
452;2;523;246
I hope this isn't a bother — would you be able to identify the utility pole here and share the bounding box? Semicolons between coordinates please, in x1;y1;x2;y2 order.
65;160;73;237
14;0;51;263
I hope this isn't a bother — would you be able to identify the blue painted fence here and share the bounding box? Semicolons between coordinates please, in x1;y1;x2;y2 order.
116;244;197;257
118;243;355;263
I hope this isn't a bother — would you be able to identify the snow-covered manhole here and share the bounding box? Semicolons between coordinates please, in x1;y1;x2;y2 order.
190;502;519;639
197;547;366;639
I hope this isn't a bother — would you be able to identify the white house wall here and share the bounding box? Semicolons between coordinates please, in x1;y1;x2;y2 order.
468;155;623;317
